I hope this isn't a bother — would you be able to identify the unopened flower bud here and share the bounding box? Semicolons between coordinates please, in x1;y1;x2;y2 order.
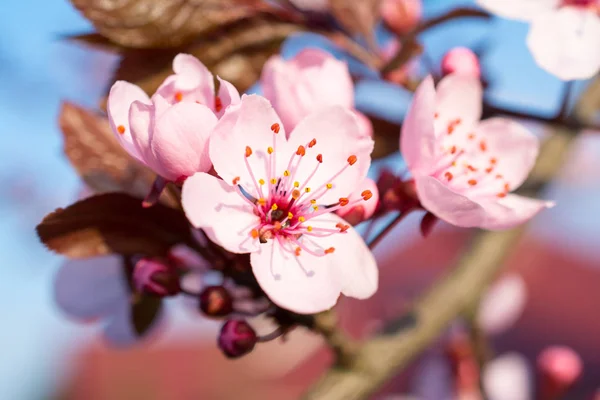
337;178;379;225
381;0;422;35
199;285;234;317
218;320;257;359
441;47;481;78
537;346;583;400
133;258;180;297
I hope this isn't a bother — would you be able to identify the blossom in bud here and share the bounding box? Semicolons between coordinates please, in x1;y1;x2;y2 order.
483;353;531;400
107;54;240;182
381;0;422;35
537;346;583;399
441;47;481;78
336;178;379;225
218;320;258;359
133;258;180;297
199;285;234;317
260;49;372;137
401;75;554;230
182;95;378;314
477;0;600;80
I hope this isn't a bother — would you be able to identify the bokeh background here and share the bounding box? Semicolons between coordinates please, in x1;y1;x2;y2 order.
1;0;599;399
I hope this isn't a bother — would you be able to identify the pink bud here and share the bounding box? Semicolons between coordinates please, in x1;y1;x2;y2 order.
381;0;422;35
218;320;258;359
133;258;180;297
537;346;583;400
441;47;481;78
199;286;234;317
419;212;438;237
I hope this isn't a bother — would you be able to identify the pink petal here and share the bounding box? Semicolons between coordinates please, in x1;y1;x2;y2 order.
435;74;482;133
182;172;260;254
216;76;241;118
414;175;486;228
128;100;164;174
527;7;600;80
474;118;539;190
150;102;217;180
261;55;301;131
107;81;151;161
401;76;437;174
478;274;527;335
156;53;215;107
479;194;554;230
337;177;379;221
476;0;559;21
209;95;287;197
483;353;531;400
54;255;128;320
353;110;374;138
287;106;374;204
250;239;343;314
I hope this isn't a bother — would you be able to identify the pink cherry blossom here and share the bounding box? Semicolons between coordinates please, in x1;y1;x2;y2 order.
260;48;372;137
107;54;240;182
401;75;553;230
441;47;481;78
182;95;378;314
381;0;422;35
477;0;600;80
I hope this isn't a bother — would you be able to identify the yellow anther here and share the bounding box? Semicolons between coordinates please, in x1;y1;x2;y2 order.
270;178;277;184
283;170;290;177
298;216;306;222
313;206;319;211
287;212;293;219
305;187;311;193
307;226;313;232
326;183;333;189
310;199;316;204
271;204;278;211
258;179;265;185
294;181;300;188
258;198;266;206
267;147;274;154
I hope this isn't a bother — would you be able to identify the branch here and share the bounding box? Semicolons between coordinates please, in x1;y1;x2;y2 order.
301;128;576;400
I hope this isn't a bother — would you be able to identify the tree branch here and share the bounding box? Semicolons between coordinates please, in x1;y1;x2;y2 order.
302;128;576;400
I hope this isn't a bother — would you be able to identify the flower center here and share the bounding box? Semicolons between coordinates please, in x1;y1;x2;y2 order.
232;123;371;260
561;0;600;13
431;116;511;199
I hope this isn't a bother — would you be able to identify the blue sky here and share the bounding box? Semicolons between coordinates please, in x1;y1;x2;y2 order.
0;1;598;399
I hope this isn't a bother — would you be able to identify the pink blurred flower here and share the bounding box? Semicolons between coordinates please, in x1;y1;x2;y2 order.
537;346;583;399
483;353;532;400
477;274;527;335
336;178;379;224
441;47;481;78
381;0;422;35
107;54;240;182
477;0;600;80
260;49;372;137
401;75;553;230
182;95;378;314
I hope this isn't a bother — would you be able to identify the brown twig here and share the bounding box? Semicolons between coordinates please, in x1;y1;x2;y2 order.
311;310;358;368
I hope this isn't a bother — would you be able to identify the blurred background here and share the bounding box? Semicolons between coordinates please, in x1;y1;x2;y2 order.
1;0;600;399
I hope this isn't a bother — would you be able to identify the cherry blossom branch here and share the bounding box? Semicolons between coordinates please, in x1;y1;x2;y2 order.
301;128;577;400
311;310;358;368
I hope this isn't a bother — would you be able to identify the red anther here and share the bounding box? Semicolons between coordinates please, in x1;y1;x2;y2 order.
504;183;510;192
485;167;494;174
117;125;126;134
308;138;317;148
233;176;240;185
215;96;223;112
175;92;183;102
447;118;461;134
296;145;306;156
336;222;350;232
271;123;280;134
347;155;357;165
467;165;478;172
434;112;439;119
339;198;349;206
468;179;477;186
295;247;301;256
479;140;487;152
245;146;252;157
292;189;301;199
495;174;504;179
497;192;507;198
361;190;373;200
490;157;497;165
251;229;259;239
316;154;323;163
324;247;335;254
450;145;457;154
468;133;476;140
444;171;454;181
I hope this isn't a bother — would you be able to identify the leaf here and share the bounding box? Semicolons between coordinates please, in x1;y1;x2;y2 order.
329;0;382;49
59;102;179;207
37;193;194;258
131;292;163;336
70;0;262;48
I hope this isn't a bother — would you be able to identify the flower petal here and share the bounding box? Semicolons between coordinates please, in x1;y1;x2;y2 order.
527;7;600;80
150;102;217;180
209;95;286;197
261;55;303;131
475;118;539;189
156;53;215;107
401;76;437;174
54;255;128;320
478;274;527;335
353;110;373;138
479;194;554;230
216;76;241;118
250;239;343;314
476;0;559;21
483;353;531;400
415;175;486;228
182;172;260;254
435;74;483;132
107;81;151;161
287;106;374;204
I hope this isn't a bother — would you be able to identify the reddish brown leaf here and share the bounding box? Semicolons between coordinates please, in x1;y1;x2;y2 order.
37;193;194;259
131;293;163;336
69;0;262;48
